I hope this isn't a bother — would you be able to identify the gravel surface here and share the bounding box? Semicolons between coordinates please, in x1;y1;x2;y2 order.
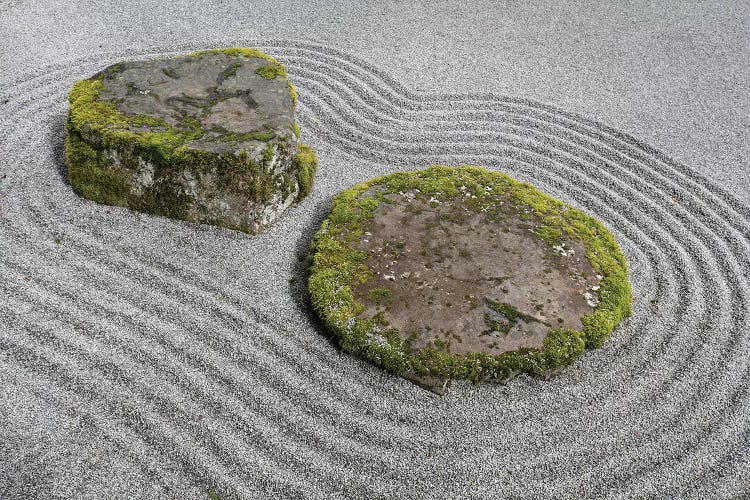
1;1;749;498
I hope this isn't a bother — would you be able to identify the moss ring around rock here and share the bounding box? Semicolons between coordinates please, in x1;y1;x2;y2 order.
307;165;632;393
65;47;317;234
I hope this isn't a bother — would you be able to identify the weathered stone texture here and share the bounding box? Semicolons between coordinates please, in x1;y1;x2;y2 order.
354;188;601;357
307;166;632;392
65;49;315;233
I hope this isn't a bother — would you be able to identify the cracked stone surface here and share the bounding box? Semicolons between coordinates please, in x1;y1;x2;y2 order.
354;188;602;356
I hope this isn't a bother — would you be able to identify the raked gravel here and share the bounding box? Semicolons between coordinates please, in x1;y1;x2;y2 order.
1;1;749;498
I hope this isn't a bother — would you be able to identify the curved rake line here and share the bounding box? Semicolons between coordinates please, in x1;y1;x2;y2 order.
0;37;748;494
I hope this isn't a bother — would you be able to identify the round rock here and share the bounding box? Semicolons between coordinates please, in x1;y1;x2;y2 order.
65;48;317;233
308;166;631;392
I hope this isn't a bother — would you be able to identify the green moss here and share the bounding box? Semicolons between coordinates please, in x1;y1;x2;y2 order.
288;82;298;108
188;47;279;64
65;131;130;207
307;165;632;384
224;61;242;78
368;288;391;300
484;298;551;335
292;143;318;201
188;48;297;107
367;287;392;309
262;143;275;166
106;63;124;76
535;224;563;246
483;313;511;335
67;78;204;152
213;129;276;143
255;63;288;80
292;121;301;138
486;299;539;324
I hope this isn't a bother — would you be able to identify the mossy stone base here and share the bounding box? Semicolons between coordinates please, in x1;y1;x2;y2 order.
308;166;632;393
65;48;317;233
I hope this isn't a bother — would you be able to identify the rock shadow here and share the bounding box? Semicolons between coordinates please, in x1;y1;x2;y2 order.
287;194;338;348
48;112;68;184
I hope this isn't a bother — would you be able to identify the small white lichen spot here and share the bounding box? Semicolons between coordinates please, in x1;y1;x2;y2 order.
181;170;199;197
553;243;575;257
583;291;600;308
131;158;155;195
366;332;389;347
266;146;279;172
384;274;396;281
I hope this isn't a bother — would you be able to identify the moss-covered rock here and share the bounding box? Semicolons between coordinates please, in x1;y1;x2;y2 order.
65;47;317;233
307;165;632;393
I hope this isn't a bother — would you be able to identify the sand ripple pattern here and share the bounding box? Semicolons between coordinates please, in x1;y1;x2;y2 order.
1;40;749;498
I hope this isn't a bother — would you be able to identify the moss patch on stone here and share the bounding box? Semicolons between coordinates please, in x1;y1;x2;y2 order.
307;165;632;385
67;77;208;162
65;131;130;207
188;47;279;63
486;299;544;326
292;143;318;201
65;48;314;233
189;47;297;109
287;81;298;108
255;63;288;80
212;129;277;143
